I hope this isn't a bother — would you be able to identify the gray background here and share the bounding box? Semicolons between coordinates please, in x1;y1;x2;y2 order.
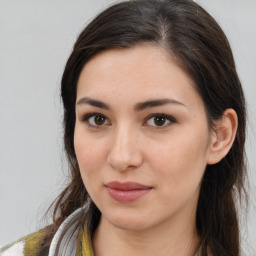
0;0;255;254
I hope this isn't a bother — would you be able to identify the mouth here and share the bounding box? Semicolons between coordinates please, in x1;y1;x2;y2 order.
105;181;152;203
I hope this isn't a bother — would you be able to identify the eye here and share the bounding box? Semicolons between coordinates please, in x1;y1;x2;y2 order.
82;113;110;128
145;114;176;128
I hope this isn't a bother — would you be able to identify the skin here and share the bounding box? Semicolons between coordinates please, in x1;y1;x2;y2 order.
74;45;237;256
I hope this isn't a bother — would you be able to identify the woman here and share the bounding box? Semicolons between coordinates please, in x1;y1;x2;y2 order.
1;0;248;255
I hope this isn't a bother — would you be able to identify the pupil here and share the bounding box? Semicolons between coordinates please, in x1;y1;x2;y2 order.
154;116;165;126
95;115;105;125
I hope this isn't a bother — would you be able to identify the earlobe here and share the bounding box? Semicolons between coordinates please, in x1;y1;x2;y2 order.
207;108;238;165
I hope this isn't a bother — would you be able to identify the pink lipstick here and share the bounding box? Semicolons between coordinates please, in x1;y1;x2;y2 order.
106;181;152;202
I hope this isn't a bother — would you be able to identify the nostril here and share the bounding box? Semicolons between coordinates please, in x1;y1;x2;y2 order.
106;129;143;171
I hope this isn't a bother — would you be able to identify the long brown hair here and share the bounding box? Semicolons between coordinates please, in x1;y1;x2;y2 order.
49;0;248;255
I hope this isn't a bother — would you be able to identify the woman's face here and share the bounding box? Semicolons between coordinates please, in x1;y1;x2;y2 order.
74;45;214;232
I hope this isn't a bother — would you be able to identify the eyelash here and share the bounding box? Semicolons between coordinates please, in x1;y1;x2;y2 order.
81;113;176;129
81;113;109;129
143;113;176;128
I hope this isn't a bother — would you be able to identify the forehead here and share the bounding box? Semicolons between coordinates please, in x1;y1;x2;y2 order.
76;45;202;109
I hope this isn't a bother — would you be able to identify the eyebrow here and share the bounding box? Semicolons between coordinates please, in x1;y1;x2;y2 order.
76;97;111;110
134;98;186;111
76;97;186;111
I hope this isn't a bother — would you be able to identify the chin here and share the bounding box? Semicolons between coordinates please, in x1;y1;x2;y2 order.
111;220;149;231
105;211;152;231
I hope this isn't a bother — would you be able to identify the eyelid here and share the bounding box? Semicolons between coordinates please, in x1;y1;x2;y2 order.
81;112;110;128
81;112;102;121
80;112;176;129
143;113;176;128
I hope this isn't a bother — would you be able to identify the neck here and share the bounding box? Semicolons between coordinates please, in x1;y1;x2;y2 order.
92;212;200;256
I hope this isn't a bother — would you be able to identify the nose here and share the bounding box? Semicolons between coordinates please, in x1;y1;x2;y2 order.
107;126;143;172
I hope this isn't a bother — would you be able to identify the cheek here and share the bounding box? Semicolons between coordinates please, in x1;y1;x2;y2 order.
74;126;106;164
74;131;106;185
74;140;107;206
148;132;209;193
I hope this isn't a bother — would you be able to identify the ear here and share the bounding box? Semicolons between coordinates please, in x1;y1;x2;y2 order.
207;108;238;165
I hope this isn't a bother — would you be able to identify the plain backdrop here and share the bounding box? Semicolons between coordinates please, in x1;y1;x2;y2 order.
0;0;255;254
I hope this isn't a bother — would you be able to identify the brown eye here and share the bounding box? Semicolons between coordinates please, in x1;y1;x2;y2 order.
94;115;106;125
153;116;166;126
83;113;109;127
145;114;175;128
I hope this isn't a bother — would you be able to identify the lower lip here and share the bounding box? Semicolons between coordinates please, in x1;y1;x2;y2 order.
106;187;151;202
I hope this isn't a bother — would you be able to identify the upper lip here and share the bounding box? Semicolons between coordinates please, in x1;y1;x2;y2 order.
106;181;152;190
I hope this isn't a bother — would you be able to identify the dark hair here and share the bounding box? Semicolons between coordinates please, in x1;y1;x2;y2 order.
49;0;248;255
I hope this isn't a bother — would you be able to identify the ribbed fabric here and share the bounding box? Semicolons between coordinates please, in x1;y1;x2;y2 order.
0;208;91;256
1;207;203;256
24;229;48;256
0;228;50;256
75;228;94;256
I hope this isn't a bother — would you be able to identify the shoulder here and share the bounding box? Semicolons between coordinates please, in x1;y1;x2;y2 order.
0;226;53;256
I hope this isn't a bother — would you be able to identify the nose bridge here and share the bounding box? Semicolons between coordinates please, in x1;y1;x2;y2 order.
113;124;131;150
107;122;142;171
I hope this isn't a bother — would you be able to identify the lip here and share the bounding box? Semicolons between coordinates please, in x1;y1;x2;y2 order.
105;181;152;203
